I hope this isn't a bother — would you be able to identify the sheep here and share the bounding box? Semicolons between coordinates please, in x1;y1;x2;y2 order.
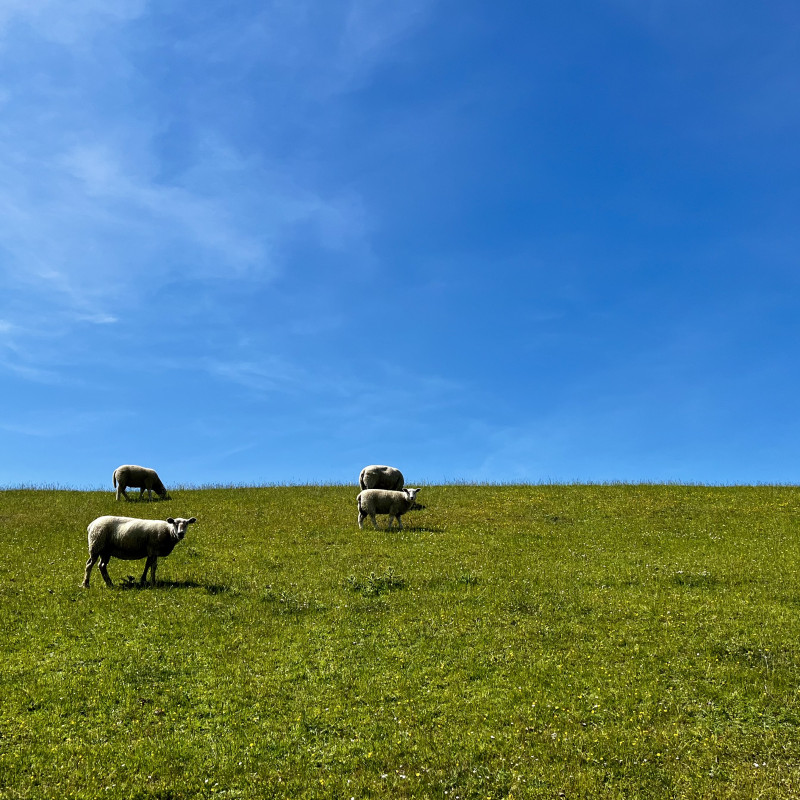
82;516;196;588
357;488;423;530
358;464;404;491
113;464;170;501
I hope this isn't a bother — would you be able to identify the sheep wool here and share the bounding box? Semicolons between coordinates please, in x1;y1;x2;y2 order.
113;465;170;501
358;465;404;491
83;516;196;588
357;488;422;530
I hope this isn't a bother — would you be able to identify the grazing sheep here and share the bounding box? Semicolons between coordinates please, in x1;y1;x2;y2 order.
357;488;423;530
358;464;404;491
113;464;170;501
82;516;196;588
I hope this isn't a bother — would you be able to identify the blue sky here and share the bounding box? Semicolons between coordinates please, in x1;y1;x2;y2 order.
1;1;799;488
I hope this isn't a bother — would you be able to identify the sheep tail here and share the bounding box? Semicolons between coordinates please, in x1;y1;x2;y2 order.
112;471;117;488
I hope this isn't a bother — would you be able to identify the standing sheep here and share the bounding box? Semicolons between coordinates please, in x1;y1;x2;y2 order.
82;516;197;587
357;488;423;530
113;465;170;501
358;465;404;491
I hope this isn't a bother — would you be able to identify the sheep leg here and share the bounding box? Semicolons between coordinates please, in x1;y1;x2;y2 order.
358;510;366;529
369;513;379;529
394;516;403;530
117;486;129;501
98;557;114;587
82;555;98;587
140;556;157;586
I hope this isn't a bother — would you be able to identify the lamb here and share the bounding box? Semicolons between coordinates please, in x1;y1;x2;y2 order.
113;464;170;501
358;464;404;491
357;488;423;530
82;516;196;588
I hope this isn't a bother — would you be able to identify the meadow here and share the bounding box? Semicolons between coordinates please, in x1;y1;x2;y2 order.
1;483;799;799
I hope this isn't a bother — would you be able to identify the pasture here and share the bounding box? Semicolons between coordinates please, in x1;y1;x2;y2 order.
1;483;799;798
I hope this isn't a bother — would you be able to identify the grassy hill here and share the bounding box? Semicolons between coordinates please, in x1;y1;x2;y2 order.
1;484;799;798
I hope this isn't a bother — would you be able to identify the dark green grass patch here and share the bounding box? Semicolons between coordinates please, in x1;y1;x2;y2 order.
1;484;800;798
345;567;406;597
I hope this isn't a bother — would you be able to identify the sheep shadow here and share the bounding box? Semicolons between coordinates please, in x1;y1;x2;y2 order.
118;577;232;594
390;525;446;533
122;496;171;503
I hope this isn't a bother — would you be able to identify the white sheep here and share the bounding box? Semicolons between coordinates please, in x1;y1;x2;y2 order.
357;488;423;530
358;464;404;491
82;516;196;587
113;464;170;501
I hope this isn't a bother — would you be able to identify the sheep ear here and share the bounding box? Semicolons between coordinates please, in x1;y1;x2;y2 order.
166;518;175;525
188;517;197;524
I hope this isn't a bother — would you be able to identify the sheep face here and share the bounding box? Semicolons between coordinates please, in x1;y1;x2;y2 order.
402;488;425;510
169;517;195;539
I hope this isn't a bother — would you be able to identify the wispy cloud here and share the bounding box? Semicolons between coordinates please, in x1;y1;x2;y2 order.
0;0;147;44
0;407;134;437
0;0;436;402
0;0;390;345
204;357;306;394
337;0;434;89
0;358;64;385
177;0;436;97
197;351;467;444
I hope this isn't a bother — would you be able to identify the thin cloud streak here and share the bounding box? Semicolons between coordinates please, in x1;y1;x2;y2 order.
0;1;377;340
202;355;465;414
0;358;64;385
0;0;147;44
0;407;134;437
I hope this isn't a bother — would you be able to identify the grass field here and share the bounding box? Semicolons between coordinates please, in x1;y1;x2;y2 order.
1;483;799;799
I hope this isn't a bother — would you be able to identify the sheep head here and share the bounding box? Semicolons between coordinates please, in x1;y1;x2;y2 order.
167;517;197;540
404;488;425;510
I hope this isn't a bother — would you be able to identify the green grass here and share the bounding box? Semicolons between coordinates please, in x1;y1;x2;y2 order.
1;484;800;798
